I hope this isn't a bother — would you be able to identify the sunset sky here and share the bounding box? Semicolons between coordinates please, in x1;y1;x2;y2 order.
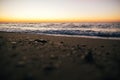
0;0;120;22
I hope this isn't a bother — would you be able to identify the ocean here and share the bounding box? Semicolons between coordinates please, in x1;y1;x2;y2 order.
0;22;120;39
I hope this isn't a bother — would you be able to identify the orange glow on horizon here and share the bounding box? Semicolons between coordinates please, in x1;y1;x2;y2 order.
0;17;120;23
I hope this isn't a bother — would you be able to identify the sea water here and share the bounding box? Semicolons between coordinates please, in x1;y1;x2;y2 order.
0;22;120;39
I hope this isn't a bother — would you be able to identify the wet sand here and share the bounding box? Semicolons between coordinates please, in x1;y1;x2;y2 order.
0;32;120;80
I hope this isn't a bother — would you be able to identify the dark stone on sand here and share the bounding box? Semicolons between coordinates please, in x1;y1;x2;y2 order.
84;50;94;63
34;39;47;44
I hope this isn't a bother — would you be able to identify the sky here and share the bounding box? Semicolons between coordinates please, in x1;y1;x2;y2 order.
0;0;120;22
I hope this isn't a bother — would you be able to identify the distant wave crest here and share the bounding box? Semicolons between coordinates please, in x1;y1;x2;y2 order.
0;23;120;38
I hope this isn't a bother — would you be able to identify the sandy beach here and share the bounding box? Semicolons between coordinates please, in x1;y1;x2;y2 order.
0;32;120;80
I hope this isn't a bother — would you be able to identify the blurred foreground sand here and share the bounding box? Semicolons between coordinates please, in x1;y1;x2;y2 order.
0;32;120;80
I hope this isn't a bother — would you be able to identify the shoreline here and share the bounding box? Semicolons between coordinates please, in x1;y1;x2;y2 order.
1;31;120;40
36;33;120;40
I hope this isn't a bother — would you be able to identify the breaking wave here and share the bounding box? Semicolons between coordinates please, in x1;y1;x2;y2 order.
0;22;120;39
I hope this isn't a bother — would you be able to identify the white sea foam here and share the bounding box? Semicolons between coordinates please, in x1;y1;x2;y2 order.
0;22;120;39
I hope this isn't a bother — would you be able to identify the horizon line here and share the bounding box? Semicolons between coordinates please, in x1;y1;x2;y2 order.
0;19;120;23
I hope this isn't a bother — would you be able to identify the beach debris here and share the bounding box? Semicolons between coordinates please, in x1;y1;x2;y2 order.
34;39;47;44
84;50;94;63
